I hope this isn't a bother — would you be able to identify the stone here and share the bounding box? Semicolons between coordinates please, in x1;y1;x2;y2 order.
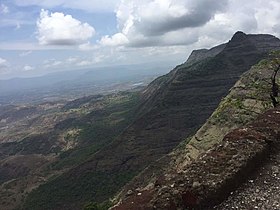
192;181;201;188
126;190;133;196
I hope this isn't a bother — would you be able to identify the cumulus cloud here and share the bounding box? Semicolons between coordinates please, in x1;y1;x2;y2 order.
191;0;280;50
98;0;280;50
132;0;228;36
99;0;228;47
37;9;95;45
99;33;129;47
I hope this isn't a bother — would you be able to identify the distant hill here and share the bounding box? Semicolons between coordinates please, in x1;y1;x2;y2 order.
22;32;280;209
0;64;171;104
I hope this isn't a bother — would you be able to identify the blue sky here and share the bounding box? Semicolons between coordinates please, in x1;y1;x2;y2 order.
0;0;280;79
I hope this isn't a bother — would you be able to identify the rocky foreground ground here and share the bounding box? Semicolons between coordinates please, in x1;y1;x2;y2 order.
214;143;280;210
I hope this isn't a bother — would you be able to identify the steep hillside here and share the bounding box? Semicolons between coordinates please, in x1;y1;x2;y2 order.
113;107;280;209
112;50;280;209
23;32;280;209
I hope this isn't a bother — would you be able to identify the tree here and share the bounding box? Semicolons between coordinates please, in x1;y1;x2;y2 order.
266;51;280;107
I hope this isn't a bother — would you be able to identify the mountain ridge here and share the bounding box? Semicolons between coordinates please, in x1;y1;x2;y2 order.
111;35;280;210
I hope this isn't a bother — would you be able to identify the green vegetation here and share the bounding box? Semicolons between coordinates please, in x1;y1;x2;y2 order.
210;55;280;126
0;132;60;157
51;92;140;170
22;170;138;210
23;92;141;210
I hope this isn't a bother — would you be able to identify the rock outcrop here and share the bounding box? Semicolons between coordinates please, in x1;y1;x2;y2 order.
112;107;280;210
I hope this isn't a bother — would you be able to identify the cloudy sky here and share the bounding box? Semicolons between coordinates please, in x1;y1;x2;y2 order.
0;0;280;79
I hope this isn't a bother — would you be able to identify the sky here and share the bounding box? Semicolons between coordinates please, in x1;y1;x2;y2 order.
0;0;280;79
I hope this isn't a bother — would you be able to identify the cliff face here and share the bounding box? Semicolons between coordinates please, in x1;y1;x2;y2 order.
113;52;277;202
112;51;280;210
23;32;280;209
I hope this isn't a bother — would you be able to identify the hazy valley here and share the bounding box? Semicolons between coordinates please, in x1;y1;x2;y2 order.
0;64;166;209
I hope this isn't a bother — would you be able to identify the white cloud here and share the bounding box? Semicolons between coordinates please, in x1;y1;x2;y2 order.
97;0;280;50
191;0;280;50
99;0;228;48
254;0;280;35
99;33;129;47
2;0;280;79
78;42;91;51
132;0;227;36
23;65;35;71
37;9;95;45
0;4;9;14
